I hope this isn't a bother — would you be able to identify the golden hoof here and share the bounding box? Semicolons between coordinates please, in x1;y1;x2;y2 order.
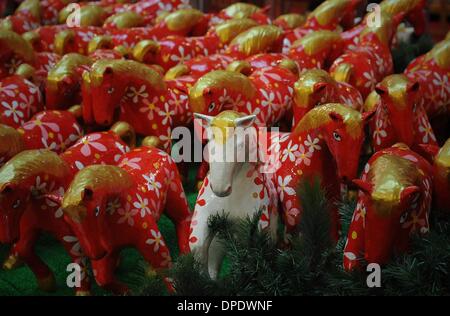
75;290;91;296
196;180;204;191
2;255;23;270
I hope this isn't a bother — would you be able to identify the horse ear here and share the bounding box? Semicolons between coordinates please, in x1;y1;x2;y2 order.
103;66;113;76
352;179;372;194
329;111;343;123
313;82;327;94
235;115;256;128
203;87;213;96
82;187;94;201
0;184;13;195
362;109;376;123
407;81;420;93
374;84;387;96
400;186;420;203
194;113;214;125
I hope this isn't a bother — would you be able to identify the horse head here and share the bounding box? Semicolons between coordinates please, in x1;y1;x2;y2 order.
190;70;256;116
353;152;422;263
46;53;93;110
293;69;336;126
58;4;107;27
194;111;256;197
295;103;374;182
0;29;36;70
87;59;166;126
62;164;133;259
373;74;420;148
305;0;362;29
226;25;284;58
103;11;145;29
0;150;70;243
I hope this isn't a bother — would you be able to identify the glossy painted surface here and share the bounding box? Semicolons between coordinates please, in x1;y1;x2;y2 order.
344;144;433;270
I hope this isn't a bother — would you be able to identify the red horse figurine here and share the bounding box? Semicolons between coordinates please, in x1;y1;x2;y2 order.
0;122;135;294
269;103;373;240
61;142;191;294
364;74;438;153
330;11;402;98
344;143;433;271
292;69;363;127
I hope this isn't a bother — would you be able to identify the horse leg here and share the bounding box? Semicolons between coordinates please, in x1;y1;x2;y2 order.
91;251;129;295
52;229;92;296
207;237;224;280
343;201;366;271
136;221;174;291
195;160;209;191
189;211;213;276
2;243;23;270
164;169;192;254
14;228;56;292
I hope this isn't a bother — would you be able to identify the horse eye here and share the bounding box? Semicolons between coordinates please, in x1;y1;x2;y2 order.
333;131;341;142
12;200;20;209
208;102;215;113
107;87;114;94
95;206;100;217
399;212;408;224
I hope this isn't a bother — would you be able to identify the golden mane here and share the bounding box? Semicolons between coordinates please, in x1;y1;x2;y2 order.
376;74;410;109
294;103;363;138
228;25;283;57
368;153;419;215
59;4;106;27
0;30;35;63
222;3;260;18
47;53;93;91
214;18;258;44
16;0;40;20
62;165;133;211
189;70;256;113
292;30;341;56
164;9;204;32
0;124;24;161
0;150;69;188
436;138;450;170
360;11;396;46
308;0;353;26
104;11;144;29
294;69;334;108
424;38;450;69
380;0;423;16
90;59;166;92
274;13;306;29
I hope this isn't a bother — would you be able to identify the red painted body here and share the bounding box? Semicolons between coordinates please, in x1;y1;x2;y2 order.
83;60;192;150
0;110;82;167
0;129;131;294
267;104;372;240
343;144;433;271
330;32;394;99
0;74;42;128
367;75;438;153
282;0;361;52
63;146;191;293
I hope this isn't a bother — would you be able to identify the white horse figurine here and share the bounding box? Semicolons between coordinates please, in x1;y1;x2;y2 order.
189;110;279;279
